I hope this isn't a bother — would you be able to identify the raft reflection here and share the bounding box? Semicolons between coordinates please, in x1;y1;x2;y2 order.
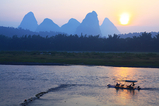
106;67;139;105
115;88;139;105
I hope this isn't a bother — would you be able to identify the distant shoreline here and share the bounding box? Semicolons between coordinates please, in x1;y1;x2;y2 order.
0;62;159;69
0;51;159;68
0;62;65;66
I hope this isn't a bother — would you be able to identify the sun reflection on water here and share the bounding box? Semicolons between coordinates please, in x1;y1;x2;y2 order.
116;89;138;105
112;67;137;81
104;67;140;105
101;87;139;106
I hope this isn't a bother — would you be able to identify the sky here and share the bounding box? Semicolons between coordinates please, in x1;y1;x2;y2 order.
0;0;159;34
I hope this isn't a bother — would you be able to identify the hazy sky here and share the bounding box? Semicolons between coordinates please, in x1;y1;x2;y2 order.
0;0;159;33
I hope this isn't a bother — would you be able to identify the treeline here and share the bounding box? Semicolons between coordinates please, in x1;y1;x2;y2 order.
0;26;63;37
119;32;159;38
0;32;159;51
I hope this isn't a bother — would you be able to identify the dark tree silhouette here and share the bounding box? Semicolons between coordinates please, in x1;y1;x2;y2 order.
0;32;159;52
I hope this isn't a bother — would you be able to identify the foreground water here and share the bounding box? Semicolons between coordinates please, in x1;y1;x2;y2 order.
0;65;159;106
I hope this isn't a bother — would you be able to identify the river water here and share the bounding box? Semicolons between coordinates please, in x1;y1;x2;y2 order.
0;65;159;106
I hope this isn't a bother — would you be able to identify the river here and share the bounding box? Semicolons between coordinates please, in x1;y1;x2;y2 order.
0;65;159;106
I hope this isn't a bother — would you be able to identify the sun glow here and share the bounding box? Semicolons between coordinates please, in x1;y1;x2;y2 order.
120;13;130;25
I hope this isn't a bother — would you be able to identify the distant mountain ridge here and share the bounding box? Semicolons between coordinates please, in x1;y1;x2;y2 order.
61;18;80;35
17;11;120;37
18;12;38;32
100;18;120;37
75;11;101;36
36;18;60;32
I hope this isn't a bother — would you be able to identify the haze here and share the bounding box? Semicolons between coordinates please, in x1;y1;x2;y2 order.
0;0;159;34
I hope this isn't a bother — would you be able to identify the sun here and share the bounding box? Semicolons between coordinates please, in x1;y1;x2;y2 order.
120;13;130;25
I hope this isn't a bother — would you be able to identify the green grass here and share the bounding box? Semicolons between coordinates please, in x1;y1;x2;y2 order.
0;51;159;67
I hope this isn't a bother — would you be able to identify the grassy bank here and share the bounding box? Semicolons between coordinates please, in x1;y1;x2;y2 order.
0;51;159;67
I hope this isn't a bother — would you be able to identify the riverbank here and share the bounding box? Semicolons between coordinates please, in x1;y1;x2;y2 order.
0;51;159;68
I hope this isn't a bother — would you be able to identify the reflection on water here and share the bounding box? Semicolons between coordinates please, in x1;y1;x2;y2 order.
113;67;138;81
99;86;140;106
115;89;138;105
0;65;159;106
105;67;159;106
116;89;137;97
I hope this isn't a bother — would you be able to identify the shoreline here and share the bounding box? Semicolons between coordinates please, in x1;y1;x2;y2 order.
1;51;159;68
0;62;159;68
0;62;66;66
